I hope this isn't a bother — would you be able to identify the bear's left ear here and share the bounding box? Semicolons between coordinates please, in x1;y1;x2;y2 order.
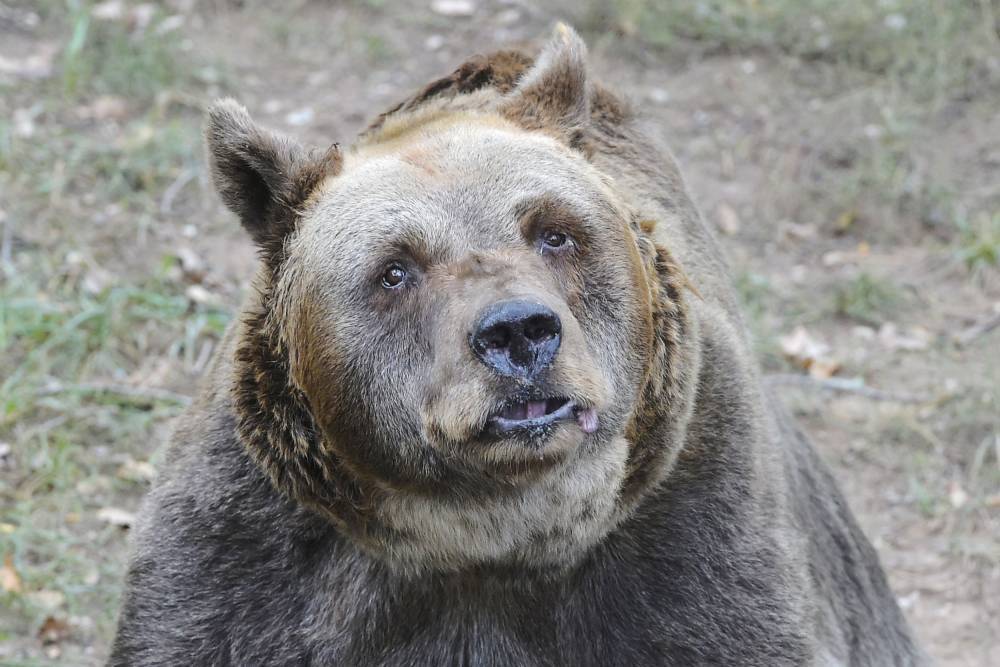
500;22;590;141
205;99;341;259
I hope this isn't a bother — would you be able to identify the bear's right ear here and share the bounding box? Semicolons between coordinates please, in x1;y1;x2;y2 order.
205;99;341;256
500;23;590;142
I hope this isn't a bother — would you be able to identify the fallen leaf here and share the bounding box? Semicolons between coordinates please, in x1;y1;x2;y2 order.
1;553;22;593
807;358;840;380
185;284;219;306
947;481;968;509
155;14;185;35
13;107;38;138
778;326;841;377
0;43;58;80
878;323;931;352
431;0;476;17
97;506;136;528
127;4;157;32
715;203;741;236
38;616;71;644
851;325;876;341
779;221;817;242
821;249;859;267
77;95;129;121
174;246;206;283
91;1;125;20
117;458;157;483
833;210;856;233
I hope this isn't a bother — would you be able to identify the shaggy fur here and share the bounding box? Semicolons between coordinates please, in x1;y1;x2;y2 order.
109;25;923;666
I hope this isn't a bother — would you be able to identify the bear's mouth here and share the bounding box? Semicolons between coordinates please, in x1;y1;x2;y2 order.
488;397;599;435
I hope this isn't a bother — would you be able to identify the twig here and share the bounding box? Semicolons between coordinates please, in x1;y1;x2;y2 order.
37;383;192;407
160;167;199;215
764;374;929;404
0;208;12;273
954;311;1000;347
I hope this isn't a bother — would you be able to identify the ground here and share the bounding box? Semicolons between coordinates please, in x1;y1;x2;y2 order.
0;1;997;665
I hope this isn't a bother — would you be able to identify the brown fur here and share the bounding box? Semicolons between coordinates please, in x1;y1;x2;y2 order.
110;25;923;666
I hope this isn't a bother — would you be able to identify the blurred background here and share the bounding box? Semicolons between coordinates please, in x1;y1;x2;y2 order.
0;0;997;664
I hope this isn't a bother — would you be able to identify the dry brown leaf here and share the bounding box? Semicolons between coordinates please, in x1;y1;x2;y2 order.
1;553;22;593
77;95;129;122
779;221;817;242
38;615;72;644
97;506;136;528
117;458;157;483
174;246;207;283
185;284;219;306
778;326;841;377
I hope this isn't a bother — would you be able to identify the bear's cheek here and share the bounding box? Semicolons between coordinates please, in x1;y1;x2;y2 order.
572;250;651;410
282;297;429;467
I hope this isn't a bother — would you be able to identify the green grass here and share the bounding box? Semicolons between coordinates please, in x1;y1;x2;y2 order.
1;0;996;662
58;1;192;101
832;272;901;324
956;210;1000;273
0;6;230;660
590;0;998;103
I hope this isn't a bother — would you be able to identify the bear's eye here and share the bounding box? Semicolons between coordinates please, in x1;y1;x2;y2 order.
540;231;573;253
381;264;408;289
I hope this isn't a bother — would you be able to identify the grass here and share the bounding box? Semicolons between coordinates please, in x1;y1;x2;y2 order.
1;0;997;663
832;272;902;324
0;5;230;662
58;1;192;101
589;0;999;103
956;211;1000;274
580;0;999;253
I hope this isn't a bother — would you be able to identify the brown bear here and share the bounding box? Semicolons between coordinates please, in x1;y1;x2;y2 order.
109;25;923;666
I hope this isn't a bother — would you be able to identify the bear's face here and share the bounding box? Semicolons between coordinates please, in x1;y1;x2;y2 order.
208;26;695;571
283;118;648;486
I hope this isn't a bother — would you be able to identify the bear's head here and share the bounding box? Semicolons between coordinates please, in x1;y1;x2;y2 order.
207;25;698;573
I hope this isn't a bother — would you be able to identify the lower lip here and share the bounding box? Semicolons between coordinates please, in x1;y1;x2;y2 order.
489;400;597;435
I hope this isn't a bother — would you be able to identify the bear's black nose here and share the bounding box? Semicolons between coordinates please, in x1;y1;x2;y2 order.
469;300;562;380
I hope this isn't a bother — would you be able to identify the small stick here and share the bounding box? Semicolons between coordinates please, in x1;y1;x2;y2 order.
764;373;929;404
37;383;192;407
954;312;1000;347
160;168;198;216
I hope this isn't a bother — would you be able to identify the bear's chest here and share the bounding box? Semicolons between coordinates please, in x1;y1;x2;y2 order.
289;538;812;667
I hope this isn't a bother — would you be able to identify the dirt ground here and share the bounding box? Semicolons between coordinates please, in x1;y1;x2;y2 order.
1;1;997;665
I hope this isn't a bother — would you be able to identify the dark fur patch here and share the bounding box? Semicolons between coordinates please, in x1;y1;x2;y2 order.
110;33;924;667
206;99;342;263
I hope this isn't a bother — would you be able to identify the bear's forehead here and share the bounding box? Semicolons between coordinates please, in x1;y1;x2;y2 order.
299;121;614;254
326;123;603;213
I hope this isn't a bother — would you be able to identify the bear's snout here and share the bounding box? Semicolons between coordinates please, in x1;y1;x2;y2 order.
469;299;561;380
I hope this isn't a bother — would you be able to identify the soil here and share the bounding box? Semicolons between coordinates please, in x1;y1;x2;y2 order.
1;1;996;664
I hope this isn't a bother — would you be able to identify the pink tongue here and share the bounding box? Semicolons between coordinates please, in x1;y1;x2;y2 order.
526;400;547;419
576;408;599;434
506;403;527;420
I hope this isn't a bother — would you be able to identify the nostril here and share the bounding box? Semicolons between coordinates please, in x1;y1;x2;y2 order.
482;324;511;350
523;314;559;342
